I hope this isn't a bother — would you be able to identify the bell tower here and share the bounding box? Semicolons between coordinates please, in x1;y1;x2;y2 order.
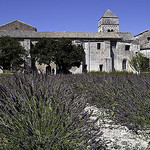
98;9;119;32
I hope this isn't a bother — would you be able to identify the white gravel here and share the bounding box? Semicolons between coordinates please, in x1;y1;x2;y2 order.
85;105;150;150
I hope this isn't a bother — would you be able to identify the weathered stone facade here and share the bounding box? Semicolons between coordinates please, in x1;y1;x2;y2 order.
0;9;141;73
135;30;150;59
98;9;119;32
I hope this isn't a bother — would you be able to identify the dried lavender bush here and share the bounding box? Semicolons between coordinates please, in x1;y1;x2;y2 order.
0;74;104;150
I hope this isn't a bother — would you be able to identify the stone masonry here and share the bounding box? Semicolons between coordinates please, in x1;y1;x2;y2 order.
0;9;141;74
135;30;150;61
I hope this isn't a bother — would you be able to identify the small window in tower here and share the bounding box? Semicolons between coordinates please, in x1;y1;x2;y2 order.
147;37;150;41
111;29;114;32
15;27;18;30
97;43;101;50
108;29;111;32
125;45;130;51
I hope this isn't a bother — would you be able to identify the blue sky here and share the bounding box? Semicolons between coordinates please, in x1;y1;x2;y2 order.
0;0;149;35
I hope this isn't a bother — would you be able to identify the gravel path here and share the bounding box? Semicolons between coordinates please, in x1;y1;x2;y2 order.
85;105;150;150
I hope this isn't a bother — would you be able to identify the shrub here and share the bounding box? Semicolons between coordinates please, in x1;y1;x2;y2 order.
88;71;107;74
68;74;150;131
0;74;103;150
88;71;133;75
1;73;150;149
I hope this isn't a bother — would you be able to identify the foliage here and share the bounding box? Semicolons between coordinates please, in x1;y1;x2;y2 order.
0;73;150;149
53;38;85;74
0;74;103;150
89;71;133;75
31;38;85;74
129;52;149;73
0;36;26;71
60;74;150;132
30;38;56;65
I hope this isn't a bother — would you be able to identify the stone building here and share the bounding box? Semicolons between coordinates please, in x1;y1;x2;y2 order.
135;30;150;59
0;9;140;73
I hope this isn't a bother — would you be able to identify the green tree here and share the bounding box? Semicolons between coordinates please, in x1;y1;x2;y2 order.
32;38;85;74
0;36;26;71
30;38;56;73
30;38;56;66
54;38;85;74
129;52;149;73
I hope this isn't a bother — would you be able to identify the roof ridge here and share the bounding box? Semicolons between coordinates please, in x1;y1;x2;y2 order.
134;30;150;37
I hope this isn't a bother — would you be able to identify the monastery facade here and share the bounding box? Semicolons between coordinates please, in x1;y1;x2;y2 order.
0;9;142;73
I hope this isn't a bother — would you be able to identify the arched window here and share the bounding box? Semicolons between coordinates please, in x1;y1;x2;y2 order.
108;29;111;32
111;29;114;32
122;59;127;70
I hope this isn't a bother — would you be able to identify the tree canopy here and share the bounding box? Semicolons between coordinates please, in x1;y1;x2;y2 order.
30;38;56;65
0;36;26;71
31;38;85;74
129;52;149;73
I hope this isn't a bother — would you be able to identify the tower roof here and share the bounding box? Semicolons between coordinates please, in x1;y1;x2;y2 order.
102;9;118;18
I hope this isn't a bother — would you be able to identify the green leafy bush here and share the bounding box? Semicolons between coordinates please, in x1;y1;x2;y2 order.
0;74;103;150
129;52;149;73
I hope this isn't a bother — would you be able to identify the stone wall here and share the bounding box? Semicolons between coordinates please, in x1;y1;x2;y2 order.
135;30;150;45
82;40;140;73
19;37;139;74
98;17;119;32
114;42;140;72
98;25;119;33
98;18;119;26
13;28;140;74
135;30;150;60
70;38;140;73
84;41;101;72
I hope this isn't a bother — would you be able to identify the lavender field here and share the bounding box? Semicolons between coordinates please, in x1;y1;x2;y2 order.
0;73;150;149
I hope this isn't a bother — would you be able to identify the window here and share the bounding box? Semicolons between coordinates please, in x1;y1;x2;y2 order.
97;43;101;50
125;45;130;51
99;65;103;71
122;59;127;70
108;29;114;32
147;37;150;41
111;41;116;49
